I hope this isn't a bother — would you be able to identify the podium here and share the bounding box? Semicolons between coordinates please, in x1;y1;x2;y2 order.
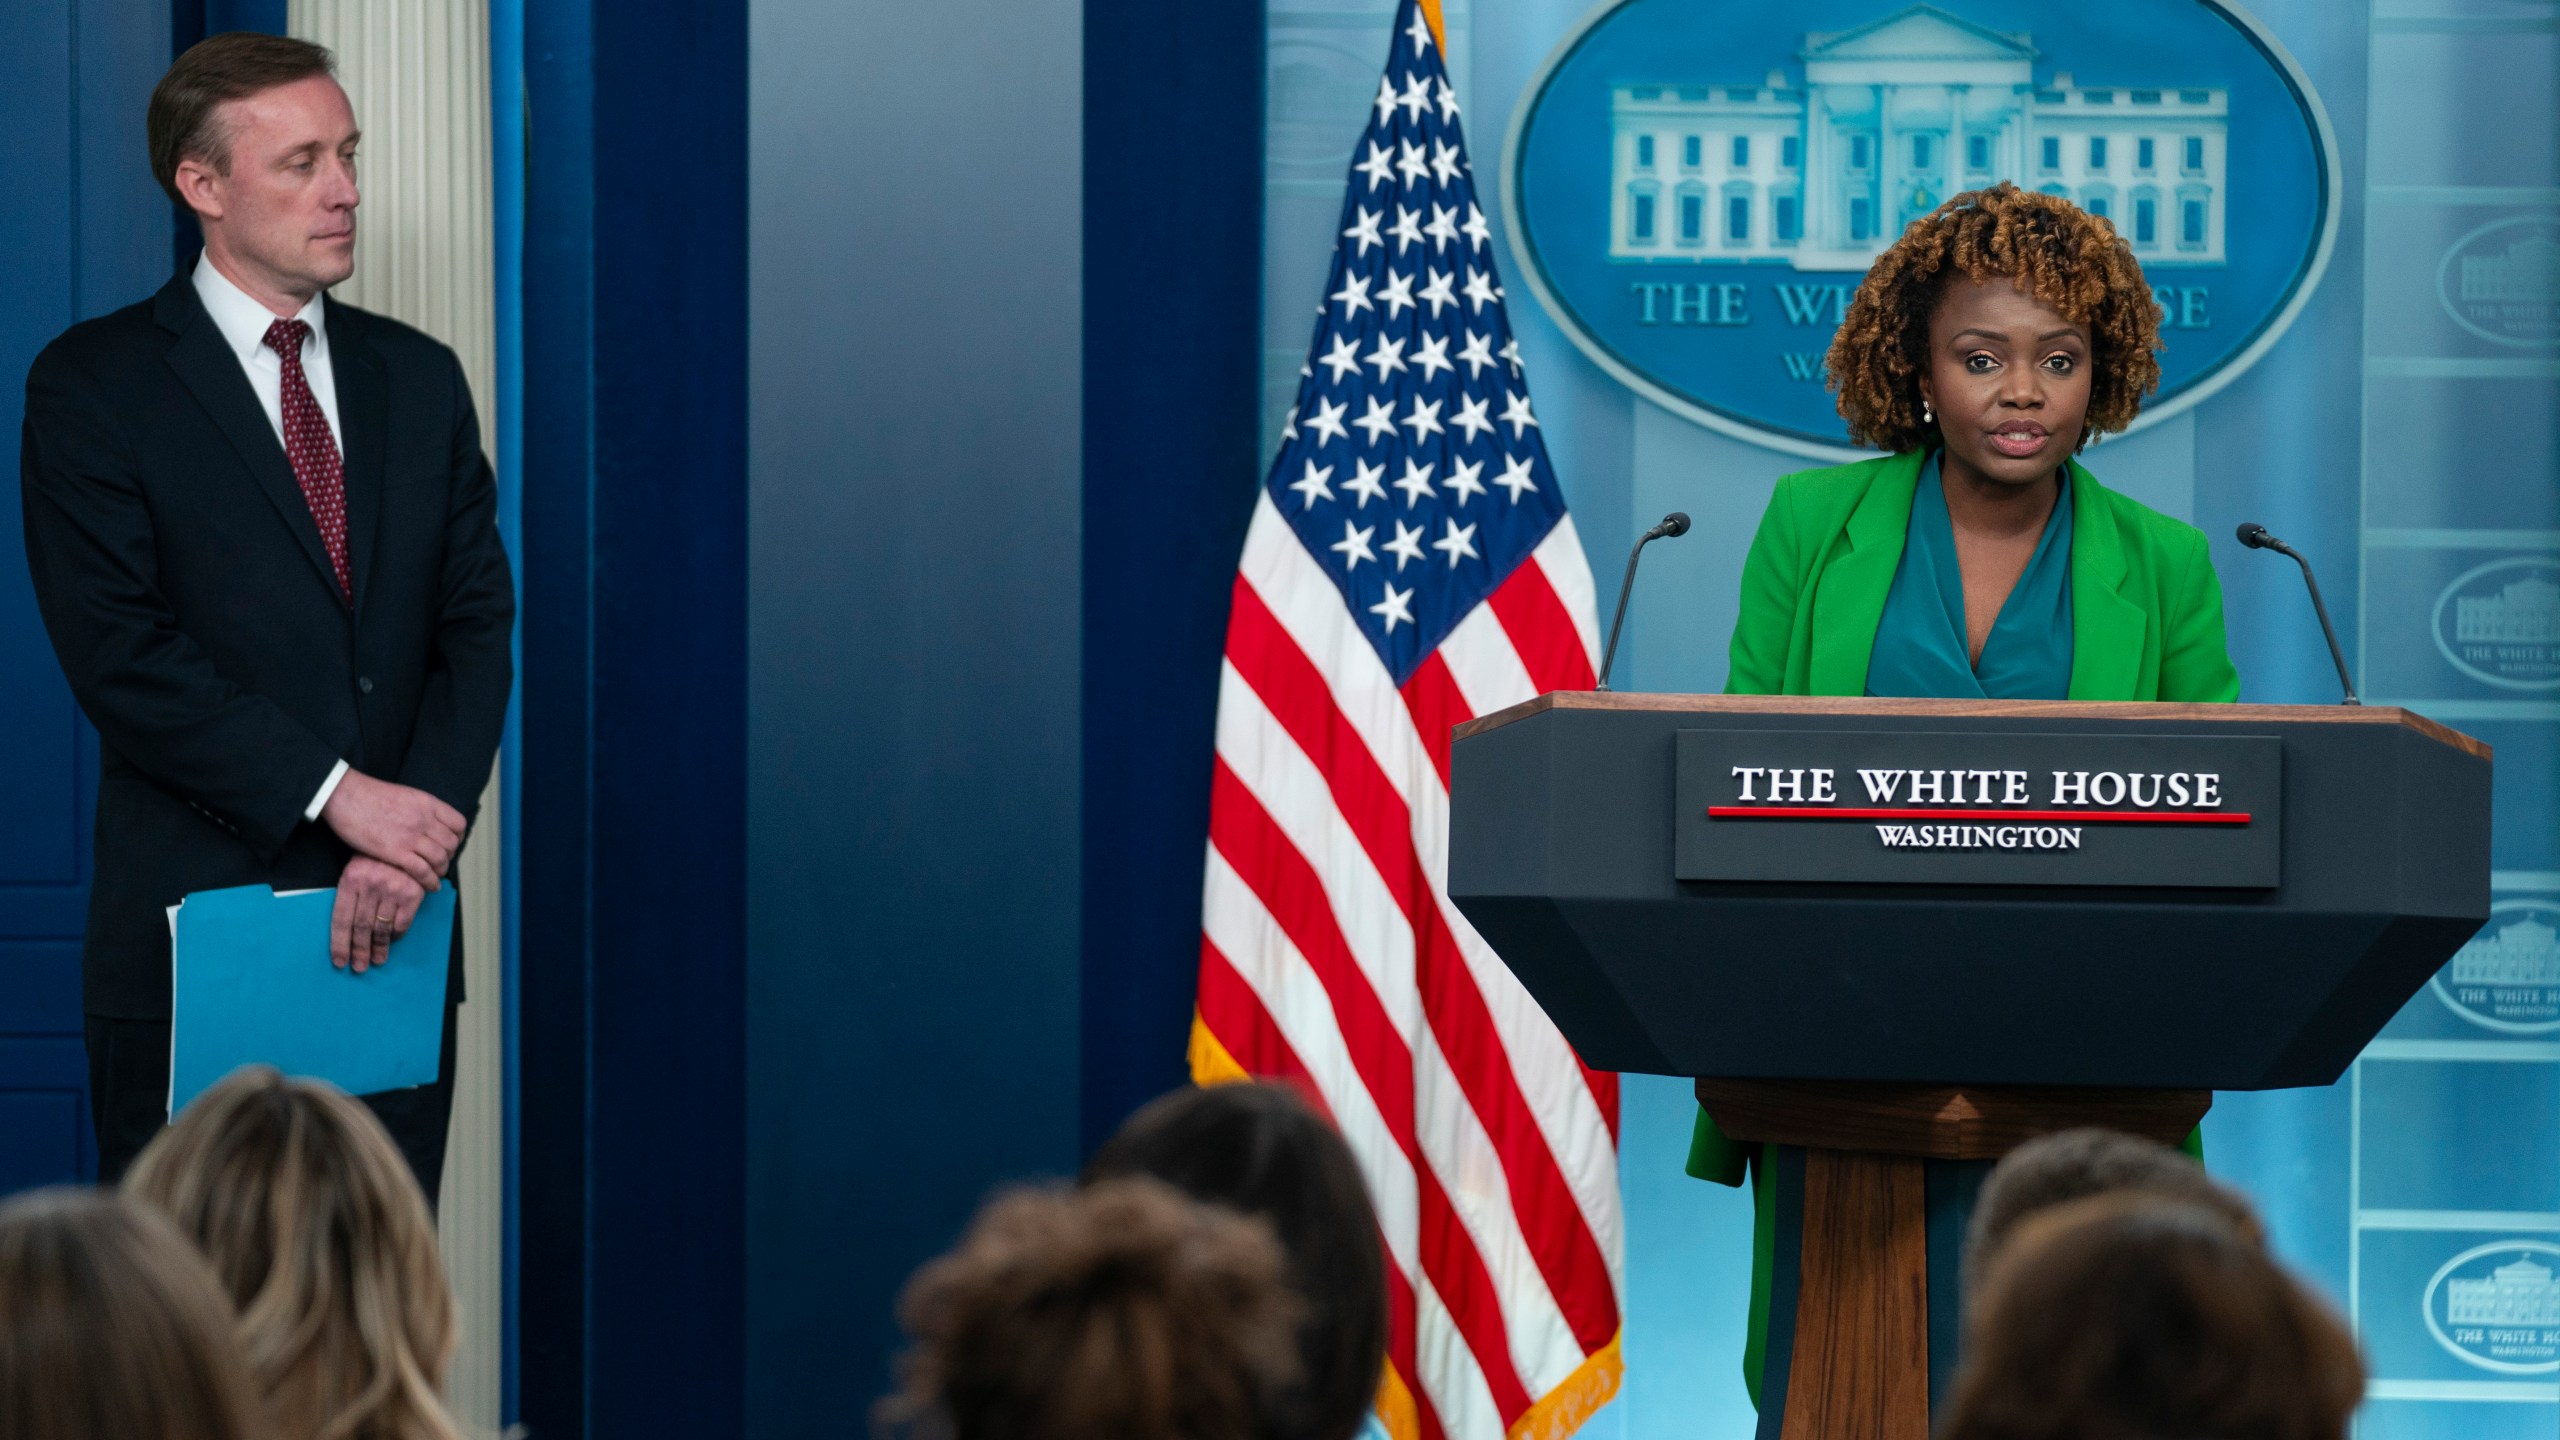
1446;694;2491;1440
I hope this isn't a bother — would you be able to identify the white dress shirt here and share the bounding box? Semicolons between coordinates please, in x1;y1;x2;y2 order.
191;254;352;821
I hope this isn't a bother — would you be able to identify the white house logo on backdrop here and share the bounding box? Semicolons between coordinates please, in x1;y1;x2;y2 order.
2424;1241;2560;1374
2432;900;2560;1034
1603;26;2228;270
2438;215;2560;348
1504;1;2339;456
2432;556;2560;691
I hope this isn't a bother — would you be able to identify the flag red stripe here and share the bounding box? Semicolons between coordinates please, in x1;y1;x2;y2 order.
1440;565;1622;1144
1227;582;1622;1351
1207;766;1539;1415
1486;557;1597;693
1417;1163;1535;1422
1198;942;1428;1431
1208;760;1416;1143
1400;651;1472;793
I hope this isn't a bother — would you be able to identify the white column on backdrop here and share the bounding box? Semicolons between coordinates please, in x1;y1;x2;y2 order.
284;3;502;1432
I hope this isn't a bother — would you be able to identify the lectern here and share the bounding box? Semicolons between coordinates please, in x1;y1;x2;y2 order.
1447;694;2492;1440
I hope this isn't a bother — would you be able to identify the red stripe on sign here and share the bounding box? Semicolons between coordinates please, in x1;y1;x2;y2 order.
1708;806;2252;823
1229;581;1624;1355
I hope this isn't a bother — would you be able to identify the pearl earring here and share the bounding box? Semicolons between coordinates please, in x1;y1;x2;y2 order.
1922;400;1934;424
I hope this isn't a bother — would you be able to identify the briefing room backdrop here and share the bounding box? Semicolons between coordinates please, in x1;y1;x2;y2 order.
1281;3;2553;1438
3;1;2553;1438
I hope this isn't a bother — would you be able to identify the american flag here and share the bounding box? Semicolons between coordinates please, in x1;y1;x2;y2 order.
1187;4;1624;1438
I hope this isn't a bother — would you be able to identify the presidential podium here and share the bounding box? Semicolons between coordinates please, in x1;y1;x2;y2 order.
1446;694;2492;1440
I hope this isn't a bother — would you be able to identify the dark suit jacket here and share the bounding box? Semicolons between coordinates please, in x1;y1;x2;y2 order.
20;273;514;1019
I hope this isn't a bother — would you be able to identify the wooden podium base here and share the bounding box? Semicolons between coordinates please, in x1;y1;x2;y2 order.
1693;1080;2212;1440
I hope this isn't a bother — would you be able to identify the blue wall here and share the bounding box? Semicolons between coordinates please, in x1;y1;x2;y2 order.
0;0;171;1200
744;0;1088;1429
516;0;747;1433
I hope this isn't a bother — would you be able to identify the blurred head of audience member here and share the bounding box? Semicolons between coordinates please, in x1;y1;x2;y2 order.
1084;1083;1388;1440
0;1187;264;1440
885;1177;1303;1440
125;1066;459;1440
1940;1193;2364;1440
1966;1126;2263;1292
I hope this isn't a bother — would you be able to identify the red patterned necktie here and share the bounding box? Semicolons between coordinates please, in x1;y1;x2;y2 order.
264;318;350;598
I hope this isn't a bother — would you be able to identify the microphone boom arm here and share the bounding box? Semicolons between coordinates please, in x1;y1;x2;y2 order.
2238;523;2361;706
1598;512;1689;691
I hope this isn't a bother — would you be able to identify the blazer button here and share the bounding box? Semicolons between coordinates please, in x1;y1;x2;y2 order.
358;676;375;694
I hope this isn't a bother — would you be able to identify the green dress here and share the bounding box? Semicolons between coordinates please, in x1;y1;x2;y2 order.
1696;448;2237;1413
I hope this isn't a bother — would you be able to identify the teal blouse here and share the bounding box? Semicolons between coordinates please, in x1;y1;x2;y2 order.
1864;451;2076;700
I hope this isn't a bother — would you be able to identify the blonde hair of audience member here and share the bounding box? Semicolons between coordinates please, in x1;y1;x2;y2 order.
1939;1193;2364;1440
883;1177;1305;1440
1965;1126;2264;1294
0;1187;265;1440
125;1066;459;1440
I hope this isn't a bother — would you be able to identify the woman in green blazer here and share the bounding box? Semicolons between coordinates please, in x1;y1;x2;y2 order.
1696;183;2240;1417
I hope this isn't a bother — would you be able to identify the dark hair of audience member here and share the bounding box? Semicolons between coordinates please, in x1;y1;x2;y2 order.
1084;1083;1388;1440
124;1066;460;1440
884;1177;1304;1440
1966;1126;2263;1292
0;1187;265;1440
1939;1193;2364;1440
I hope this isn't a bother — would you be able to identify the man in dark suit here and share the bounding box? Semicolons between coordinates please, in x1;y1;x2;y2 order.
18;33;513;1193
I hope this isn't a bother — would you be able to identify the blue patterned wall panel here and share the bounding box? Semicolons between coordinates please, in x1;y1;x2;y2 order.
0;0;170;1194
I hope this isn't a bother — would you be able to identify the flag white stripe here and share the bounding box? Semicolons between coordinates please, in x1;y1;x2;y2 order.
1220;657;1587;1387
1202;848;1422;1279
1417;1273;1507;1440
1215;659;1418;1044
1434;600;1541;718
1533;516;1604;673
1243;497;1628;1300
1415;1023;1589;1394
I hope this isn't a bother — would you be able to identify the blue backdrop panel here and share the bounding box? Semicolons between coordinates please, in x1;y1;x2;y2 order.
516;0;747;1433
745;0;1086;1429
0;0;174;1197
1080;0;1267;1156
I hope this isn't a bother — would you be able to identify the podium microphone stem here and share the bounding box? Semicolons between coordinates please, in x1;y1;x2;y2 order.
1598;511;1689;691
2238;523;2361;706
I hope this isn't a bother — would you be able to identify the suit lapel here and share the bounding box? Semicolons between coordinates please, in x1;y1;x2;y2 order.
155;277;348;610
326;297;389;616
1808;450;1922;695
2066;461;2146;699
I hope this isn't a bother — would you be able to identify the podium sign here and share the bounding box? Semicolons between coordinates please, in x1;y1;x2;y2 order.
1447;693;2489;1090
1674;729;2284;887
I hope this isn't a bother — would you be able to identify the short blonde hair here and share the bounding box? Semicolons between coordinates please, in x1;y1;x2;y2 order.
0;1188;266;1440
126;1066;459;1440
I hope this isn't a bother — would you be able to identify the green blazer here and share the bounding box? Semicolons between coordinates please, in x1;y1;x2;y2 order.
1725;449;2242;704
1699;449;2238;1409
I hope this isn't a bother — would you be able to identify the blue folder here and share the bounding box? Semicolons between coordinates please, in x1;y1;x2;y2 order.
168;884;453;1116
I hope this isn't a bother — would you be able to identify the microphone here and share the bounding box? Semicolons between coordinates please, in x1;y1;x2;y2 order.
2237;523;2360;706
1597;511;1690;691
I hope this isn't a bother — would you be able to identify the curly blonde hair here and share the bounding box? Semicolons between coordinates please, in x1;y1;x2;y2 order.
1826;182;2164;454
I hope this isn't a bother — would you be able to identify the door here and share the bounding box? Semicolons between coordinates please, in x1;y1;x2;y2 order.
0;1;173;1192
